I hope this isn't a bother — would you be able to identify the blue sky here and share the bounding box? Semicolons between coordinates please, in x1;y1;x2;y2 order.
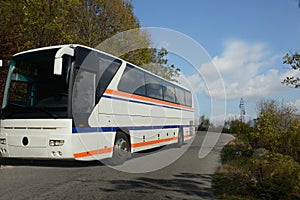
132;0;300;124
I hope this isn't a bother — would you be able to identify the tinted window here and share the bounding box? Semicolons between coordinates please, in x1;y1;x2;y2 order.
96;57;122;101
185;91;192;107
175;87;185;105
163;81;175;103
118;64;146;96
73;70;96;113
145;74;163;100
75;47;122;102
118;64;192;107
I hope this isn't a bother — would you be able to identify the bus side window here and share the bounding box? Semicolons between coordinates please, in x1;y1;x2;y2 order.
96;58;122;102
185;91;192;107
163;81;175;103
118;64;146;96
175;87;185;105
145;74;163;100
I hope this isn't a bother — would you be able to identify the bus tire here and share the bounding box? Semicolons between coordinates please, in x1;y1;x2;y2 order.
110;131;131;165
177;127;184;148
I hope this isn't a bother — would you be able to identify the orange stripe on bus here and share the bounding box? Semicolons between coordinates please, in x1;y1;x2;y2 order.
74;147;113;158
131;137;178;148
74;135;194;158
104;89;194;111
184;134;193;139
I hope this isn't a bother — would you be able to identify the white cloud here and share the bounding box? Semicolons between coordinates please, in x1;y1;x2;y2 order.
193;39;286;100
295;99;300;109
289;99;300;114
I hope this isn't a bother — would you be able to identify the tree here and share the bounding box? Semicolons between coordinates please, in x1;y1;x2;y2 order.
0;0;26;59
198;115;212;131
74;0;141;47
143;48;181;82
229;120;252;137
0;0;141;59
0;0;180;82
281;1;300;86
250;99;300;163
282;52;300;88
95;27;154;66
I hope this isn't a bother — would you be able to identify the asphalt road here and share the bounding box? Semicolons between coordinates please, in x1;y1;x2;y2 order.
0;132;234;200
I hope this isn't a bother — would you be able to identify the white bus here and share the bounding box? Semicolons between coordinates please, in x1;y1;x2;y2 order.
0;44;194;165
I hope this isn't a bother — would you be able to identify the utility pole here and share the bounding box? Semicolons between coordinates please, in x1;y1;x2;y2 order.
239;98;245;122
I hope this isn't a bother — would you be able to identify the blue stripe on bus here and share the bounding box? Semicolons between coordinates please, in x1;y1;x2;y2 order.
72;125;191;134
102;95;193;112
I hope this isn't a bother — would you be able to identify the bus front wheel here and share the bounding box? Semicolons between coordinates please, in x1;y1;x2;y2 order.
110;132;131;165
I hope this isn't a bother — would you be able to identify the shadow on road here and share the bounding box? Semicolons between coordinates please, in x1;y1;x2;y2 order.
0;158;102;168
0;143;187;168
99;172;214;199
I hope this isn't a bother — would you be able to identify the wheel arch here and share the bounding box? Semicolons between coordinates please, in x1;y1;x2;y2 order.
115;127;131;151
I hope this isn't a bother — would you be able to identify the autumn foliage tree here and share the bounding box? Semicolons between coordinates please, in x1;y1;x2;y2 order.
140;48;181;82
0;0;141;59
251;99;300;163
0;0;180;82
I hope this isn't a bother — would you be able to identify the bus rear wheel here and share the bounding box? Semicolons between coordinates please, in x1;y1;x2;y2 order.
110;132;131;165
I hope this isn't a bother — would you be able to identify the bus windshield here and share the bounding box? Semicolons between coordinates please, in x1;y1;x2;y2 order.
1;48;72;119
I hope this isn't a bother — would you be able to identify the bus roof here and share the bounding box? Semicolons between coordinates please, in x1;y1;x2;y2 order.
13;44;191;92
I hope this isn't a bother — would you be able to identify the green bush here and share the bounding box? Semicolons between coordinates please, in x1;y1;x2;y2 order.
213;142;256;199
213;163;255;199
220;140;253;164
250;152;300;200
214;99;300;199
250;99;300;163
214;142;300;199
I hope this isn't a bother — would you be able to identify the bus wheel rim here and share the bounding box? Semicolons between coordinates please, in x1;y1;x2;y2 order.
116;138;128;157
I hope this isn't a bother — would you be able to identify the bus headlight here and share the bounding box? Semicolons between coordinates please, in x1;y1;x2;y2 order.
49;140;64;146
0;138;6;145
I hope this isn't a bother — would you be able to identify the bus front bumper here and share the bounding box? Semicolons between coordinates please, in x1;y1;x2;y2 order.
0;133;74;159
0;119;74;159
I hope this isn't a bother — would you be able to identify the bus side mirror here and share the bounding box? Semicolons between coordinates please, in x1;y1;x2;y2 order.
54;46;74;75
54;58;63;75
